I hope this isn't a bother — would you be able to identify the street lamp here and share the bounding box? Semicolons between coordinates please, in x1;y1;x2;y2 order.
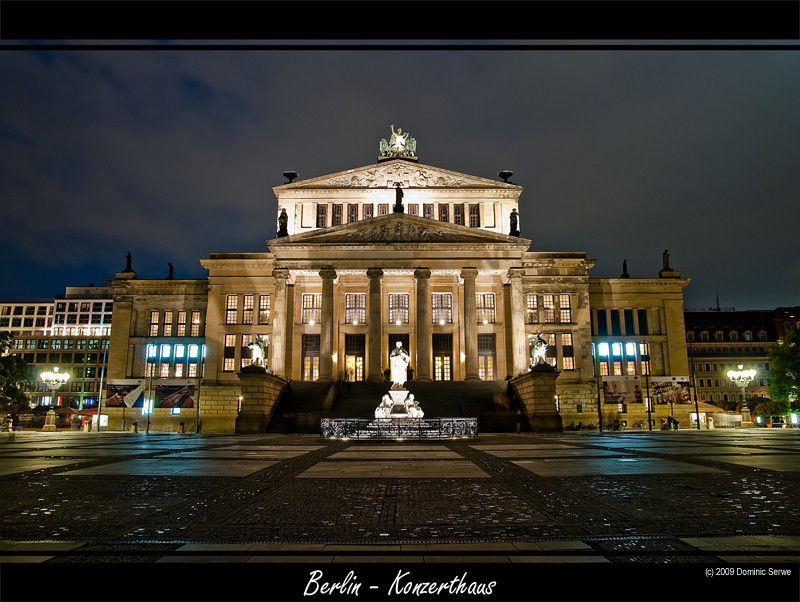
727;364;756;428
40;367;70;432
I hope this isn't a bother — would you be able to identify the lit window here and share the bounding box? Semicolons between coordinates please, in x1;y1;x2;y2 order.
332;204;343;226
345;294;365;325
302;294;322;325
177;311;187;336
432;293;453;324
388;294;409;324
542;295;555;323
223;334;236;372
163;311;173;336
226;295;238;325
258;295;270;325
191;311;201;336
149;311;159;336
476;293;496;324
526;294;538;324
242;295;254;325
559;294;571;323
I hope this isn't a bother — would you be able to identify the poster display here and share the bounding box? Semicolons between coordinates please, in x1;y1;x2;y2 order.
650;376;692;405
104;379;146;408
154;379;195;409
602;376;643;405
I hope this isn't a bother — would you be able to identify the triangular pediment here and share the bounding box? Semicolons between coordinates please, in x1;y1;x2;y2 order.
273;159;520;191
268;213;531;246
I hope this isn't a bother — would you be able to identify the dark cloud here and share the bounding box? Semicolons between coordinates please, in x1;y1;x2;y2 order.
1;48;797;310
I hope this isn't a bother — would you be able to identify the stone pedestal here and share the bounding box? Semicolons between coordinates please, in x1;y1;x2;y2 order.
740;407;754;428
42;410;58;432
235;367;289;433
510;364;563;432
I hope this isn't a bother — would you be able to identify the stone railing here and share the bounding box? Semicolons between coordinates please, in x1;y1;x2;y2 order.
320;417;478;440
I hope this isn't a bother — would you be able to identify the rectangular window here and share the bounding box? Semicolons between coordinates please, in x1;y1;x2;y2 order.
302;334;320;381
345;293;366;325
332;204;343;226
362;204;373;220
637;309;649;335
388;294;409;324
223;334;236;372
476;293;496;324
544;333;557;368
316;204;328;228
432;333;453;381
163;311;173;336
347;204;359;223
226;295;238;325
454;204;465;226
149;311;159;336
377;203;389;216
624;309;635;335
542;295;555;323
258;295;270;325
610;310;621;335
559;295;572;323
477;333;496;380
302;294;322;324
423;204;434;219
526;294;538;324
432;293;453;324
408;204;419;216
438;204;449;222
469;204;480;227
595;310;608;336
562;333;575;370
241;334;253;369
177;311;187;336
242;295;254;325
190;311;201;336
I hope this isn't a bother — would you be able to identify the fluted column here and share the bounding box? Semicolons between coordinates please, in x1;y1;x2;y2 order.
414;268;432;381
508;267;527;376
461;267;479;380
270;269;291;378
319;267;337;380
367;268;384;381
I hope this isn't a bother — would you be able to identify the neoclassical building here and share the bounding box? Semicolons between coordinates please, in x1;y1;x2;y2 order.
104;133;692;432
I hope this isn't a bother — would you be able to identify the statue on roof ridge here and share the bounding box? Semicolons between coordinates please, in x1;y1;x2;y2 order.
380;124;417;158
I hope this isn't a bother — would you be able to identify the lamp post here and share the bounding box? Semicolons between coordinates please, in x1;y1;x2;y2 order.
641;341;652;431
727;364;756;428
40;367;70;432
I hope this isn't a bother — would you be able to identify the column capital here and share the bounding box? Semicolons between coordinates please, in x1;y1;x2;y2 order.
460;267;478;280
272;268;291;280
366;268;384;280
414;267;431;280
319;267;337;280
507;267;525;280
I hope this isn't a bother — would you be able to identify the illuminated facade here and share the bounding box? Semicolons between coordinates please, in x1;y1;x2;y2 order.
103;137;694;432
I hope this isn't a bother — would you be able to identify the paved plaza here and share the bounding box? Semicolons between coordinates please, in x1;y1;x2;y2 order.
1;428;799;601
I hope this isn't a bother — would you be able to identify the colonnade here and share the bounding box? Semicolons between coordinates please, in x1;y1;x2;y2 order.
268;266;529;380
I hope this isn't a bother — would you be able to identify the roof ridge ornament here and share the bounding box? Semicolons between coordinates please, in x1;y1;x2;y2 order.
379;124;417;162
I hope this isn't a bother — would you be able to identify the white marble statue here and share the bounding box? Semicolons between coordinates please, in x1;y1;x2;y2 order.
374;394;394;419
405;394;424;418
389;341;410;389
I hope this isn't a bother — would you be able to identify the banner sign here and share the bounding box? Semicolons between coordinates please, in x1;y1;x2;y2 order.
602;376;643;405
651;376;692;405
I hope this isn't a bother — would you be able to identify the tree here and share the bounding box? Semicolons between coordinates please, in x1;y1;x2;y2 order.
753;398;790;422
0;333;33;421
768;328;800;407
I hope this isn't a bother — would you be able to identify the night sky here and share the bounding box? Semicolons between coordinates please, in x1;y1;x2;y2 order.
1;45;798;310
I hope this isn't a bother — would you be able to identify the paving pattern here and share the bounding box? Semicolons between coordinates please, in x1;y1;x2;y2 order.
1;428;799;568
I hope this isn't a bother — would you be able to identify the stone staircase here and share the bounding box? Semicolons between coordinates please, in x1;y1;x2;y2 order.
268;379;526;433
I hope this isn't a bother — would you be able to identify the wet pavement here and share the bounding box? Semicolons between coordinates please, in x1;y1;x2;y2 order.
1;428;799;601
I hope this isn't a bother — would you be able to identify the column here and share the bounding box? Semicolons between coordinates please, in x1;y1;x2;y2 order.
319;267;337;380
270;269;291;378
367;268;384;381
508;267;528;376
461;268;479;380
414;268;432;381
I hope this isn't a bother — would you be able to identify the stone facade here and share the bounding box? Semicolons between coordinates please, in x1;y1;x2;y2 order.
103;147;693;432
